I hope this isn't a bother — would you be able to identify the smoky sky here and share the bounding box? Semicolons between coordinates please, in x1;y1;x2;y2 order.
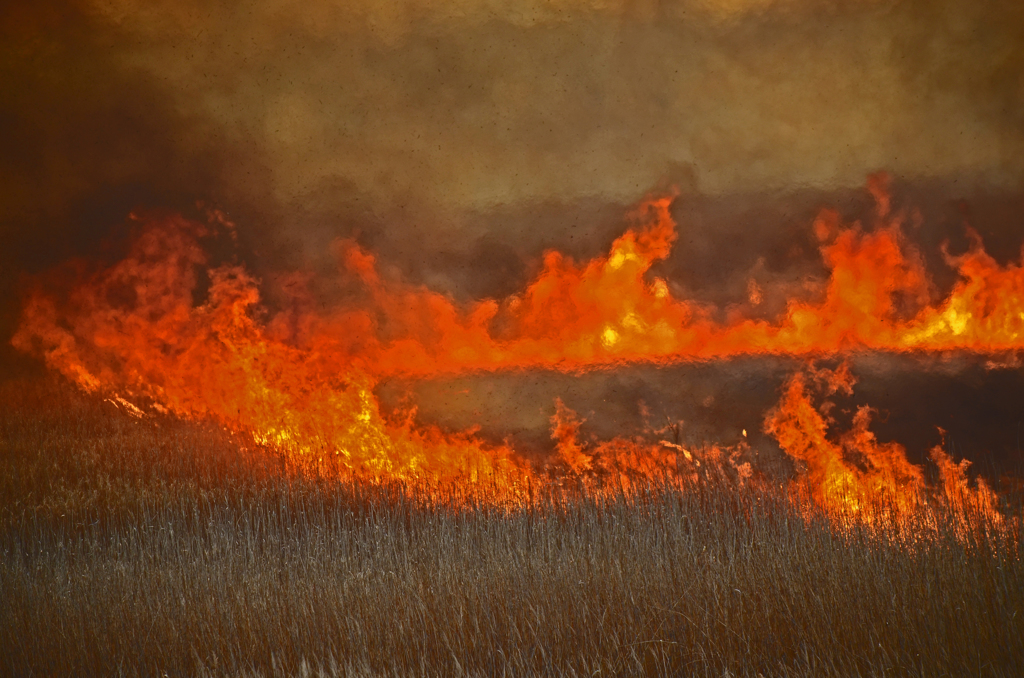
3;0;1024;374
63;0;1024;207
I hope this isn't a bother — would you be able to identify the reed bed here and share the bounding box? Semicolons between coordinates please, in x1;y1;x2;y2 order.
1;378;1022;677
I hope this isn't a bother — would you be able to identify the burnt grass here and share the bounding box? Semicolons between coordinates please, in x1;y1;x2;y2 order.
1;378;1022;677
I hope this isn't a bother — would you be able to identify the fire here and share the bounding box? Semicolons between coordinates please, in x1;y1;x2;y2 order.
10;179;1022;525
764;364;930;521
549;398;708;491
11;215;530;495
550;398;593;476
266;185;1024;376
763;362;1003;531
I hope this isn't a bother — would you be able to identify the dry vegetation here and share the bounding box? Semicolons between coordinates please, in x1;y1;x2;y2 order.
1;378;1022;677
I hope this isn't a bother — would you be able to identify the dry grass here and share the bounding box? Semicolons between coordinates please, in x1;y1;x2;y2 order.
1;378;1022;677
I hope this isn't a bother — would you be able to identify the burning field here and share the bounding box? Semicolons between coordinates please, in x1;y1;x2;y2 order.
3;182;1023;676
2;0;1024;676
8;184;1021;519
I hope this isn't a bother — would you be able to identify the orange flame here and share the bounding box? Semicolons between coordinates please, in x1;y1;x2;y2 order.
765;363;1003;528
263;188;1024;376
10;180;1022;520
11;215;529;494
550;398;593;475
764;366;924;520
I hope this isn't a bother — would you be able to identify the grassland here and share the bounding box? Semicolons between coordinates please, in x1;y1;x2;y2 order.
1;377;1022;677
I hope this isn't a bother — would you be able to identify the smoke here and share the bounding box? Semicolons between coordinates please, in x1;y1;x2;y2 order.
2;0;1023;475
4;2;1022;227
377;354;1024;482
74;0;1024;208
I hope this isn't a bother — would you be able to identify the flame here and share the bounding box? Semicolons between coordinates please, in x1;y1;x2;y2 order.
929;443;1003;532
307;195;692;375
764;366;924;520
10;215;530;496
549;398;709;492
260;187;1024;376
550;398;593;475
10;179;1023;523
764;364;1003;529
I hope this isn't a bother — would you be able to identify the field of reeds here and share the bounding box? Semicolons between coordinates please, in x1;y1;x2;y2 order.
1;377;1023;677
